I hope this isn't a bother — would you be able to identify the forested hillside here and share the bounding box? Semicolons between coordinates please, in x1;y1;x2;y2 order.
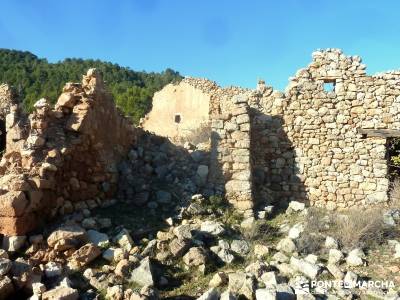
0;49;182;123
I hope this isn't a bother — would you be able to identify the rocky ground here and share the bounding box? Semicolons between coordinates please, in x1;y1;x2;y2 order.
0;137;399;300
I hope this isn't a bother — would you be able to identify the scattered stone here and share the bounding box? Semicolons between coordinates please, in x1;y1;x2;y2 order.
45;261;63;278
115;259;132;277
288;223;304;240
325;236;339;249
328;249;344;265
209;272;228;287
290;257;320;279
254;244;269;258
87;230;109;248
346;248;365;266
287;201;305;212
32;282;46;295
169;238;191;257
0;251;8;260
240;217;255;229
130;257;155;287
197;287;219;300
173;225;193;240
343;271;358;288
228;272;255;300
115;229;134;251
220;290;237;300
200;221;225;236
230;240;250;256
0;259;11;276
42;286;79;300
255;287;276;300
276;238;297;254
102;247;126;262
261;271;277;286
47;225;87;251
81;217;97;229
69;243;101;268
106;285;124;300
183;247;208;267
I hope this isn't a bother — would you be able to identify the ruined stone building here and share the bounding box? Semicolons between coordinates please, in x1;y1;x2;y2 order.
0;48;399;236
0;70;136;235
145;49;400;212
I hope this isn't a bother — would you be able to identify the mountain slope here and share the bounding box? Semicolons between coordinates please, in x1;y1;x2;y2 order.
0;49;182;123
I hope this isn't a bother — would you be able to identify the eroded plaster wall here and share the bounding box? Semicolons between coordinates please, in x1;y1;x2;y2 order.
142;79;216;138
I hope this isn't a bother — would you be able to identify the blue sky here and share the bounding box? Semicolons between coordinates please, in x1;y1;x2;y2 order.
1;0;400;90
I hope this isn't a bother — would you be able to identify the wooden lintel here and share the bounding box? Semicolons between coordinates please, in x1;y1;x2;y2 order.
357;128;400;138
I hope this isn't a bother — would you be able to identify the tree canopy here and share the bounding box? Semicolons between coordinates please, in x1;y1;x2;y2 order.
0;49;182;124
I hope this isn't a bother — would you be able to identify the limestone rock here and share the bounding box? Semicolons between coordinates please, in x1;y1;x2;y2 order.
42;286;79;300
183;247;208;267
255;287;276;300
130;257;155;287
47;225;87;251
276;238;297;254
69;243;101;268
200;221;225;236
346;248;365;266
114;228;134;251
87;230;109;248
102;247;126;262
228;272;255;300
197;288;219;300
230;240;250;256
209;272;228;288
290;256;320;279
169;238;190;258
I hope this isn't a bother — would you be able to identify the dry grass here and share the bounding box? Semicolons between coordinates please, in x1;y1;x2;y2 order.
297;208;330;254
331;208;387;250
298;207;388;253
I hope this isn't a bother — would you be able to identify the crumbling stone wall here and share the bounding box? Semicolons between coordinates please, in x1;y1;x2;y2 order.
248;49;400;209
0;69;136;235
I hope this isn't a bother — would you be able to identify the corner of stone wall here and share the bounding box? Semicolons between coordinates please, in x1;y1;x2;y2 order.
209;94;253;213
0;69;137;235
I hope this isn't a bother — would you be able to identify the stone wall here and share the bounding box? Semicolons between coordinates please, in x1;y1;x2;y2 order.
209;94;253;212
0;69;136;235
247;48;400;209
